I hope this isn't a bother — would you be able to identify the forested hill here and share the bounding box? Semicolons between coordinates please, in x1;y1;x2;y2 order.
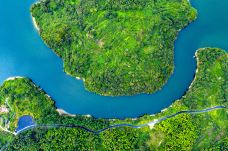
31;0;197;96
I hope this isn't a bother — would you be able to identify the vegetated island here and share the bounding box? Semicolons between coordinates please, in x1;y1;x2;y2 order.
31;0;197;96
0;48;227;150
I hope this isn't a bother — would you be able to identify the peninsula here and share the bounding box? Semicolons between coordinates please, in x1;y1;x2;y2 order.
31;0;197;96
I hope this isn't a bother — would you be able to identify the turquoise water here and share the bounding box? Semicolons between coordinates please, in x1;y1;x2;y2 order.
0;0;227;118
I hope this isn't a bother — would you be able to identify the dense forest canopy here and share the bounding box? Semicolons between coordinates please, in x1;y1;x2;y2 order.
31;0;197;96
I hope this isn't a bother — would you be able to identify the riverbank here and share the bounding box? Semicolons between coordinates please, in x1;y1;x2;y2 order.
5;76;23;81
1;105;225;136
56;109;76;117
188;49;200;90
0;47;227;150
65;70;85;81
31;16;40;32
14;106;226;135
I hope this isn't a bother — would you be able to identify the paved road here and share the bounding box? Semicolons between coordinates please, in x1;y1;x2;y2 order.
15;106;227;135
0;106;226;151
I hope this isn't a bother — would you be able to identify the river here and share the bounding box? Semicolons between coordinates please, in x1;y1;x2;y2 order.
0;0;227;118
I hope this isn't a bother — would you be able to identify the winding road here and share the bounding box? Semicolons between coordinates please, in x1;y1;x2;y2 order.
0;106;226;151
14;106;226;135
